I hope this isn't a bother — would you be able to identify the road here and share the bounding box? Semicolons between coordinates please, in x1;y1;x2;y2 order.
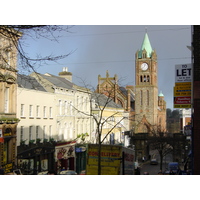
140;162;161;175
139;153;173;175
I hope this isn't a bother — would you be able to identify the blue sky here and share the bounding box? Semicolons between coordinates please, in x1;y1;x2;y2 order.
20;25;191;109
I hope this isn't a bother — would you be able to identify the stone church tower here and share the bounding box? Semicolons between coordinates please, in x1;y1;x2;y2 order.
135;32;166;134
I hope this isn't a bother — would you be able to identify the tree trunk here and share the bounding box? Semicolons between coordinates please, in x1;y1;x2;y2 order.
98;132;101;175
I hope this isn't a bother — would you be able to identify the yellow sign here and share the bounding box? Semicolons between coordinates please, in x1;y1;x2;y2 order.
174;85;191;90
174;104;191;108
175;82;191;86
86;145;122;175
174;87;191;97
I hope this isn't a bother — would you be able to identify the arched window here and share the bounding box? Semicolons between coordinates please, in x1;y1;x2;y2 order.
147;75;150;82
144;75;146;82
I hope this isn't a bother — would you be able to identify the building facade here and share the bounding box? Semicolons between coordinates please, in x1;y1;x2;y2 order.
0;28;21;173
96;71;135;130
90;93;129;145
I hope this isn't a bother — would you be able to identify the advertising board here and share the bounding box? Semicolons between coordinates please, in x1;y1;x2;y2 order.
175;64;192;83
174;64;192;108
86;144;122;175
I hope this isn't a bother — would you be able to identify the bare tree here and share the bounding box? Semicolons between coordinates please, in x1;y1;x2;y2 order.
71;80;129;175
148;126;173;171
0;25;73;73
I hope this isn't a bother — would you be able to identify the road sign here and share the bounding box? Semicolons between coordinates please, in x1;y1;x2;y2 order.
175;64;192;83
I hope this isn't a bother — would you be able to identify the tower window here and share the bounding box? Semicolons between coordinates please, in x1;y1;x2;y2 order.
147;75;150;82
140;90;143;106
144;75;146;82
140;76;143;82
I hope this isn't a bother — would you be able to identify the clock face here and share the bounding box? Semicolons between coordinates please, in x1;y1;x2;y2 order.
141;63;148;71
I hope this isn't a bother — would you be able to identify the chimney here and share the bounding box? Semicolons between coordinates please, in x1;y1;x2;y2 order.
58;67;72;82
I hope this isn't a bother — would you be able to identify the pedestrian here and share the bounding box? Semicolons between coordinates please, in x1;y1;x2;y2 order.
142;157;145;162
0;166;4;175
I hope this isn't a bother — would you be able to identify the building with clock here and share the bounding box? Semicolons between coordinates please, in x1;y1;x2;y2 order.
134;32;166;134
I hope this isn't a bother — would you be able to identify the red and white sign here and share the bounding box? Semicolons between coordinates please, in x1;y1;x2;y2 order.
174;96;191;104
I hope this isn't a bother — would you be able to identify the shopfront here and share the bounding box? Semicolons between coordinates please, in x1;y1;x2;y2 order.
0;123;17;173
17;144;55;175
55;141;76;173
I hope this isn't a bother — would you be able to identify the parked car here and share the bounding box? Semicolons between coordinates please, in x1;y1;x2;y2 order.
79;170;86;175
168;162;179;174
59;170;77;175
150;159;158;165
38;171;48;175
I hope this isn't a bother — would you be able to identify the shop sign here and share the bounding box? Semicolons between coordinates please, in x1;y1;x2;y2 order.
55;144;75;161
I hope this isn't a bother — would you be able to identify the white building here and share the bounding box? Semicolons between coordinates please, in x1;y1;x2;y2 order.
16;74;57;146
30;68;91;142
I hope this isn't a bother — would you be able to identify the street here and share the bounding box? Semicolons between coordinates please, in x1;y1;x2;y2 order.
140;162;160;175
139;153;173;175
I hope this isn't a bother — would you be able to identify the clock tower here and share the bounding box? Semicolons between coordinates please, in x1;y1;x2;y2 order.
135;32;162;134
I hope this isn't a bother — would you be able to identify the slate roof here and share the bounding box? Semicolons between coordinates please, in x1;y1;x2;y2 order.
91;93;123;108
38;73;74;89
17;74;46;92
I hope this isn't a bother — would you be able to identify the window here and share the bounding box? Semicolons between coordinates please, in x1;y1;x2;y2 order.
29;126;33;140
147;90;149;106
49;125;52;138
4;87;9;113
20;104;24;117
20;126;24;141
59;100;62;115
49;107;53;118
64;101;68;115
36;105;40;118
140;90;143;106
29;105;33;117
43;106;47;118
36;126;39;139
43;125;46;139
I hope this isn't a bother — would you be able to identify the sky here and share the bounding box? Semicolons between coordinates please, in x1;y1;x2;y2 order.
21;25;191;110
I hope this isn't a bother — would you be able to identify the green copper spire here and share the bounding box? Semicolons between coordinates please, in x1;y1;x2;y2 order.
158;91;164;97
138;33;153;58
